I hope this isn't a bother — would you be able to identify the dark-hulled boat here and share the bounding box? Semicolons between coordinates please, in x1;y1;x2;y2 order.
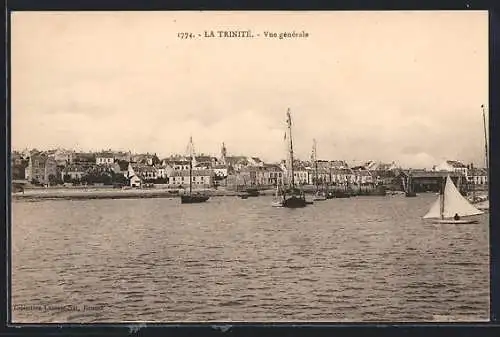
180;136;210;204
181;194;210;203
272;108;307;208
245;188;260;197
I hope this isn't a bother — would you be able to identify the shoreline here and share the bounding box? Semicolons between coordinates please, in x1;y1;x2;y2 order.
11;187;277;201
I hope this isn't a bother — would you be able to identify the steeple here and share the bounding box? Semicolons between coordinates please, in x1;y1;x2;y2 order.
220;142;227;165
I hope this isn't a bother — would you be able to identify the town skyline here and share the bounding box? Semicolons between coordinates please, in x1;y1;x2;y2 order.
11;11;488;168
11;145;488;170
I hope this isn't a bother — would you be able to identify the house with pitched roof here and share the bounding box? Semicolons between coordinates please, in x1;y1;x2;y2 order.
61;164;88;181
168;169;214;188
25;154;58;185
128;163;159;181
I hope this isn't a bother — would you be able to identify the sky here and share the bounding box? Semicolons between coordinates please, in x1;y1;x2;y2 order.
11;11;488;168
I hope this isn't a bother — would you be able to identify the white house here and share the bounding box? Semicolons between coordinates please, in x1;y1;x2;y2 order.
331;168;355;185
468;168;488;185
96;152;115;166
61;164;87;181
434;160;468;177
168;170;213;188
129;175;142;188
156;165;169;179
353;169;374;185
213;165;229;178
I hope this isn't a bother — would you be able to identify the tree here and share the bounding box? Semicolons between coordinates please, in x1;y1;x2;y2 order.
48;174;59;186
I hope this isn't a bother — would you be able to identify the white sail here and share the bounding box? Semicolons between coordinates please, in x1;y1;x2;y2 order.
442;176;483;218
423;176;483;219
423;197;442;219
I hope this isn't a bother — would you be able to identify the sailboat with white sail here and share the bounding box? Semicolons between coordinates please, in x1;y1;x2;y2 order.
423;175;483;224
272;108;307;208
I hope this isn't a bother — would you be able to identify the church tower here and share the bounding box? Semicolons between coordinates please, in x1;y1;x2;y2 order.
220;142;227;165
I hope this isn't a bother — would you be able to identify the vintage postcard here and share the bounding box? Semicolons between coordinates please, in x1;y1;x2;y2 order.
10;11;489;323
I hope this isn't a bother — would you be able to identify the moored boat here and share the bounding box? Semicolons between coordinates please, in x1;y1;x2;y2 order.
181;194;210;203
180;136;210;204
245;188;260;197
272;108;307;208
313;191;327;201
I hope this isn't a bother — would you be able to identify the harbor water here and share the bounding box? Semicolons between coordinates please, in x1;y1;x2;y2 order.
11;193;489;322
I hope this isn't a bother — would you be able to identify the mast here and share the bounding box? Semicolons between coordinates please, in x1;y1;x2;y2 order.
286;108;295;188
481;104;489;179
313;138;318;191
439;177;445;219
471;163;476;202
407;170;412;193
188;136;194;195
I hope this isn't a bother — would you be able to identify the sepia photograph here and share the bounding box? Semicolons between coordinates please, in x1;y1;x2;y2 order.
10;10;489;323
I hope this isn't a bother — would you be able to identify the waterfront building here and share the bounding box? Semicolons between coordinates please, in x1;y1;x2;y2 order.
156;165;169;179
129;164;159;181
129;175;142;188
434;160;468;178
330;168;355;185
397;170;464;193
25;154;58;185
61;164;88;181
353;169;374;185
261;164;283;186
168;169;214;188
468;167;488;186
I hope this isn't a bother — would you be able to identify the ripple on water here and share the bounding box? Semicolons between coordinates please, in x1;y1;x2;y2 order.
11;195;490;322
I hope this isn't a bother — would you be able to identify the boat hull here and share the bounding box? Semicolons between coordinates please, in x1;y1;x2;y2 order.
283;196;307;208
181;195;210;204
432;219;479;224
244;188;260;197
332;190;351;198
